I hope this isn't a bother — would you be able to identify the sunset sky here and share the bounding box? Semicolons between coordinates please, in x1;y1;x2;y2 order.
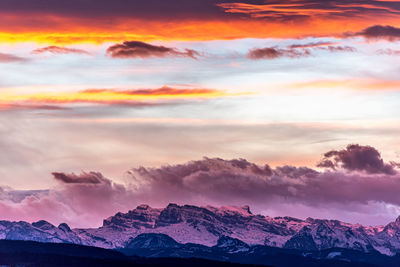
1;0;400;228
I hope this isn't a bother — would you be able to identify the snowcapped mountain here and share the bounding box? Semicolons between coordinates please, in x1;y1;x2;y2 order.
0;203;400;257
0;220;82;244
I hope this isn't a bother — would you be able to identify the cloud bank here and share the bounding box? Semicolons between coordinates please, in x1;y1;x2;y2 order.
0;144;399;228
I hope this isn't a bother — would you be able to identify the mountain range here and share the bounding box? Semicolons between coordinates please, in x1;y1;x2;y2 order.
1;203;400;265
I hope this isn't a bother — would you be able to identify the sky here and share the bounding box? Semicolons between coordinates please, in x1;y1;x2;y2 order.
1;0;400;228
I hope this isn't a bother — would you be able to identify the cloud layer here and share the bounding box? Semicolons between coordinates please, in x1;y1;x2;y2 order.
0;144;399;228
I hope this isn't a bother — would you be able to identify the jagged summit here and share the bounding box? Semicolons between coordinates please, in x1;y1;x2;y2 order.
32;220;54;230
103;203;255;228
136;204;151;210
58;223;71;232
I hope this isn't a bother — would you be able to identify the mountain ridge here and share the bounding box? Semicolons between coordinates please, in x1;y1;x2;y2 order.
0;203;400;256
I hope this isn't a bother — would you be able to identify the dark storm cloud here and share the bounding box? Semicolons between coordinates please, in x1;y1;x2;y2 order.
317;144;397;175
106;41;199;59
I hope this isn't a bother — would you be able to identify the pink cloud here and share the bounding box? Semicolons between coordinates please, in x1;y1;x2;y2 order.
0;144;399;228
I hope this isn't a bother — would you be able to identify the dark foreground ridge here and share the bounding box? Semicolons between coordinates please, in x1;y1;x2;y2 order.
0;239;391;267
0;239;264;267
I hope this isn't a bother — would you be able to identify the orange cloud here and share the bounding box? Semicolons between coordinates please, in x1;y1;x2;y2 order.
286;79;400;91
217;1;400;19
1;18;399;44
0;86;246;110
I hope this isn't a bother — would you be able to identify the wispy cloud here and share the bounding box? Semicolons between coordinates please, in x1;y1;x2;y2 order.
0;86;243;111
32;46;90;55
247;42;356;60
0;103;67;111
107;41;199;59
376;48;400;55
0;52;27;63
285;79;400;91
248;47;311;60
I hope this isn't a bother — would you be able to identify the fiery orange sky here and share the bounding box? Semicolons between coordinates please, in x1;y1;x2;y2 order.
0;0;400;43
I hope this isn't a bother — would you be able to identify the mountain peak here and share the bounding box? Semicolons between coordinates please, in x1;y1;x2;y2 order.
166;203;180;209
242;205;252;214
32;220;55;230
58;223;72;232
136;204;151;210
205;205;253;216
